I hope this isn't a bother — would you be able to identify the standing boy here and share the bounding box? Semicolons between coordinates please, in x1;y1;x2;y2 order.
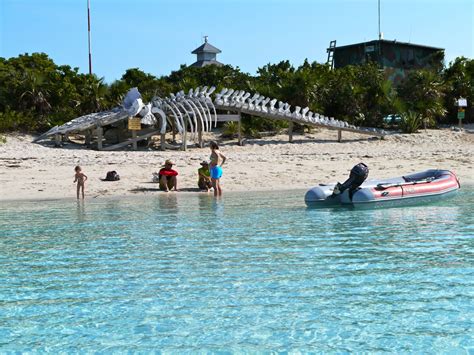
74;166;88;199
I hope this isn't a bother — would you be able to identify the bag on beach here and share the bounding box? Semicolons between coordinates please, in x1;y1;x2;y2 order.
105;170;120;181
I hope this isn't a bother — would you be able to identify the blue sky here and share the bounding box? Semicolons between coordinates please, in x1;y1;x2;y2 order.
1;0;472;82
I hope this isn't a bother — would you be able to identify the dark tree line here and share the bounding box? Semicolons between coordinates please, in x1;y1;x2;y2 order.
0;52;472;133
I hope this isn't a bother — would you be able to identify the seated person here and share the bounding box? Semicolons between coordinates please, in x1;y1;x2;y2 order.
197;161;212;191
158;159;178;191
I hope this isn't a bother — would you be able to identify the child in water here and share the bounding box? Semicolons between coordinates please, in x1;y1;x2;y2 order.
74;166;88;199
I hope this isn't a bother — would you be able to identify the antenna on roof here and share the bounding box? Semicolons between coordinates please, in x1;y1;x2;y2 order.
204;35;208;43
378;0;383;40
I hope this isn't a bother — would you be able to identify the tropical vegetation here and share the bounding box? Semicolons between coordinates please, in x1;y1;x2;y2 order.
0;52;472;134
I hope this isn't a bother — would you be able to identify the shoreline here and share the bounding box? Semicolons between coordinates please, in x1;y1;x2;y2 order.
1;128;473;203
1;186;472;204
0;187;312;203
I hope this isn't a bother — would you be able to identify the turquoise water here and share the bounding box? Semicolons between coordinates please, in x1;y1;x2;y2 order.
0;189;473;352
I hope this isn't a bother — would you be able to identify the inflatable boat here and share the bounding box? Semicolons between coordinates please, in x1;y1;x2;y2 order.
305;163;460;208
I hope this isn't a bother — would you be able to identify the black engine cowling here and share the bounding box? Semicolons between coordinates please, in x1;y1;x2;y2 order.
333;163;369;198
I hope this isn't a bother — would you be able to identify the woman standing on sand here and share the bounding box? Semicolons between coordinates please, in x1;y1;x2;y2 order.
209;141;226;197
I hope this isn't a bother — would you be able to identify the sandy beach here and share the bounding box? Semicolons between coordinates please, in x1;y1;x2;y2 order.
0;127;473;201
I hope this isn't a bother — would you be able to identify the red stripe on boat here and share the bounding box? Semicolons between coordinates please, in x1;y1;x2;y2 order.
371;172;459;199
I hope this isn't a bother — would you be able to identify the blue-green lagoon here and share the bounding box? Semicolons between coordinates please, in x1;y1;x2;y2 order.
1;188;473;352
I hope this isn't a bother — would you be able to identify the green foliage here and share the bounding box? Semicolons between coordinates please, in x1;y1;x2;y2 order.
167;64;251;93
120;68;159;101
76;75;110;113
397;69;446;128
0;52;471;134
0;53;119;132
442;57;474;123
399;111;421;133
242;126;262;138
0;109;36;131
255;60;392;128
221;121;239;138
242;115;287;135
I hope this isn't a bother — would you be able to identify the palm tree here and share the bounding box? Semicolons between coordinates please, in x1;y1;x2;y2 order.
20;71;52;116
397;70;446;128
78;75;109;113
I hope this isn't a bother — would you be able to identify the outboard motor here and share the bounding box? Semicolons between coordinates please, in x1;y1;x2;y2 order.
333;163;369;199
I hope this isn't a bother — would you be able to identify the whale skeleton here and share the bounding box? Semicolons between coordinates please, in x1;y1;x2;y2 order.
34;86;386;148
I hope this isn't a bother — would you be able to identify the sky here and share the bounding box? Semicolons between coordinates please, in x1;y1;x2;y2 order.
1;0;473;82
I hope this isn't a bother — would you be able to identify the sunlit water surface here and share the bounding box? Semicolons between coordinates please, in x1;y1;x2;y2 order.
0;188;473;352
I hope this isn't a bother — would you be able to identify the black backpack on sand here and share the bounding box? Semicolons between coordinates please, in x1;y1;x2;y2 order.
105;171;120;181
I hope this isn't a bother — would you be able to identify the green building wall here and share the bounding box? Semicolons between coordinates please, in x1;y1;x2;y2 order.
332;40;444;85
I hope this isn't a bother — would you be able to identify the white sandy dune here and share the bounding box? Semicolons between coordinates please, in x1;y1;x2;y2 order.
0;127;473;201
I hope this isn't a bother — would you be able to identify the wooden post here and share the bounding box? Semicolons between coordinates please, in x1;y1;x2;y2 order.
160;133;166;150
198;128;203;148
132;130;137;150
159;113;166;151
238;110;242;146
172;120;176;143
85;130;92;147
54;133;61;147
96;126;103;150
337;129;342;142
288;121;294;143
458;107;465;129
198;114;203;148
182;118;187;151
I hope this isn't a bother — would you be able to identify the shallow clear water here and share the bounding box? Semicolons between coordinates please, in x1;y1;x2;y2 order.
0;188;473;352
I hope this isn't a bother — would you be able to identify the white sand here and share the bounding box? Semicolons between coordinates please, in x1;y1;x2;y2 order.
0;127;473;201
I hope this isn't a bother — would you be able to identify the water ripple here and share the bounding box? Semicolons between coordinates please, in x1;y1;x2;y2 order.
0;189;473;352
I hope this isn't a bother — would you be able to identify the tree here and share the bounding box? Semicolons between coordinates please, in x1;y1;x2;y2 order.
76;75;109;113
397;69;446;128
19;71;52;115
443;57;474;123
0;52;471;134
121;68;159;101
166;64;251;93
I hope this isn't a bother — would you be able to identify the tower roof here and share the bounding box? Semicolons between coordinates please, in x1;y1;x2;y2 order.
190;59;224;68
191;41;221;54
